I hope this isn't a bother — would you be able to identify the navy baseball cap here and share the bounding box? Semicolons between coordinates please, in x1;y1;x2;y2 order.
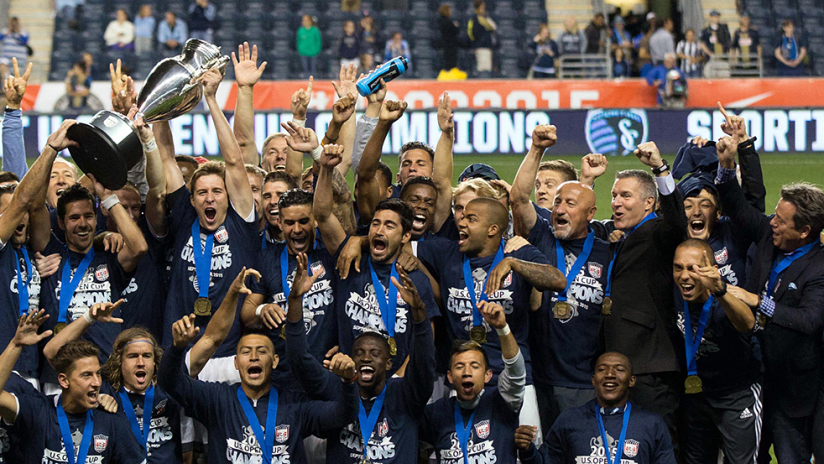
677;172;717;199
673;140;718;180
459;163;500;183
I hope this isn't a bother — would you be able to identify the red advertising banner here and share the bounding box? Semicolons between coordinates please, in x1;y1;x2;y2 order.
21;78;824;112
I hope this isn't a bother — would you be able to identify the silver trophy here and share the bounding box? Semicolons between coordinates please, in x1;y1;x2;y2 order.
67;39;231;190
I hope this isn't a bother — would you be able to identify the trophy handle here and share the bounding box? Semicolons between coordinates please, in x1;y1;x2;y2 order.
179;56;232;96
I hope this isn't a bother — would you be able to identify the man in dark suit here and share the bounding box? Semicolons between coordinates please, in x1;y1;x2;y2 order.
714;133;824;462
601;141;687;449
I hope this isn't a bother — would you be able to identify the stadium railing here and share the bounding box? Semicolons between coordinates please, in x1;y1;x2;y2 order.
557;54;613;79
703;53;764;78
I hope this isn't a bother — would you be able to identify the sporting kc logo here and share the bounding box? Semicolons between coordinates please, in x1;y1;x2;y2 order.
585;109;649;157
93;434;108;453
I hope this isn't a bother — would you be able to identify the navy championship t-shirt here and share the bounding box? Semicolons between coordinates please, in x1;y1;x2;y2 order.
707;216;751;287
163;186;259;357
11;394;145;464
527;216;612;388
335;247;440;377
0;241;42;375
249;240;339;391
418;237;550;384
0;373;40;464
420;387;520;464
120;217;168;342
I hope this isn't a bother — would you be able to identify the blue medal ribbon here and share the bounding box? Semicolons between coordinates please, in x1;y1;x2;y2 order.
15;245;32;317
280;244;316;303
261;231;268;250
596;402;631;464
683;297;714;376
625;212;656;235
554;231;595;303
191;221;214;300
57;398;94;464
368;258;399;339
119;386;155;453
453;402;476;464
58;248;95;324
604;212;656;298
767;241;815;298
357;385;387;460
236;387;279;464
462;241;505;329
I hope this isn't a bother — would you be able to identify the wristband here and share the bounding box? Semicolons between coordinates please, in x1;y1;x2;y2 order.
310;145;323;161
291;118;306;128
82;310;95;325
47;143;60;152
142;138;157;152
712;281;727;298
343;373;358;383
100;195;120;211
496;324;511;336
255;304;266;317
651;159;670;175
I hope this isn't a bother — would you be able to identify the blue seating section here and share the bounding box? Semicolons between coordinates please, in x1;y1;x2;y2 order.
741;0;824;75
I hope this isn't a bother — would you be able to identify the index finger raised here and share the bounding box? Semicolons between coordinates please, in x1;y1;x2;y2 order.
717;102;730;121
12;57;19;79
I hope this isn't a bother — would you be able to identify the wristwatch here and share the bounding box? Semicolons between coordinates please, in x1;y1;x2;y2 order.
712;281;727;298
651;159;670;175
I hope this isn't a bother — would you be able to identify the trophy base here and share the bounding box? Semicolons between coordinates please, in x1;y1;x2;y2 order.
66;111;142;191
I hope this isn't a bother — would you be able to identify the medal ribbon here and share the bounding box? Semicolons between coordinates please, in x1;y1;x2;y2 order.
683;296;713;376
15;245;32;317
280;243;316;303
357;384;387;460
58;248;95;324
368;258;399;339
191;221;214;300
604;212;656;299
596;402;631;464
767;241;815;298
57;398;94;464
462;241;505;329
119;385;155;453
261;231;268;250
453;402;476;464
554;231;594;303
237;387;279;464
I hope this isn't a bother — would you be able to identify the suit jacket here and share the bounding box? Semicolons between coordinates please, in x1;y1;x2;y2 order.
718;178;824;417
602;188;687;375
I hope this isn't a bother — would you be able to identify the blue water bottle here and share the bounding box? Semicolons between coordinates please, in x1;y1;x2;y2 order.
356;56;409;97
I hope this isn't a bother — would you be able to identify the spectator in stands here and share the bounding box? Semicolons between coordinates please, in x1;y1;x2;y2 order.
54;0;83;29
613;47;630;77
584;13;607;54
676;28;702;77
531;24;559;78
611;15;633;58
468;0;497;76
559;17;586;55
134;5;156;55
188;0;216;43
437;4;462;76
341;0;361;13
731;15;761;63
297;15;322;78
360;52;375;72
158;11;188;54
81;51;100;79
0;17;29;66
104;9;136;51
647;52;687;107
358;14;381;65
339;20;361;69
700;10;731;58
634;22;653;76
64;60;91;110
650;18;675;64
775;19;806;76
384;31;411;63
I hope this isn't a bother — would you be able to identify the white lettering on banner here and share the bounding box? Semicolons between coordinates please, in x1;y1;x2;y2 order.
813;110;824;151
499;112;525;153
542;90;560;109
446;91;470;108
764;110;789;152
405;90;436;108
170;115;193;155
453;112;475;154
473;90;502;108
192;114;219;155
571;90;600;109
506;90;538;109
313;113;332;139
789;110;812;151
473;112;498;153
686;109;824;153
739;110;763;151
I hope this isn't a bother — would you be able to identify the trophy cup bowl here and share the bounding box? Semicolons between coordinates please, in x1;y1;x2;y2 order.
67;39;230;190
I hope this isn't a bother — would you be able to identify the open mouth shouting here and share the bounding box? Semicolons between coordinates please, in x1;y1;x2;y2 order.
290;233;310;253
689;218;707;237
134;369;149;386
359;365;375;383
371;236;389;260
246;365;264;381
87;389;99;406
458;230;469;247
412;213;427;233
679;282;697;299
14;223;25;235
204;207;217;223
459;378;475;397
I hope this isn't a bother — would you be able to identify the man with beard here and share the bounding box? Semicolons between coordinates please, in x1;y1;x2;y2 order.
515;352;676;464
0;121;73;388
241;188;339;391
420;301;525;463
0;311;144;464
284;252;435;463
315;145;440;377
260;171;298;248
417;197;565;444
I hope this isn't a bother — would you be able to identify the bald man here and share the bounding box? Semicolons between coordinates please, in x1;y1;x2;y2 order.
417;197;566;445
516;181;614;431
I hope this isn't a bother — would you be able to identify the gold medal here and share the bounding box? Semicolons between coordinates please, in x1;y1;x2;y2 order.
602;297;612;315
469;326;487;344
684;375;703;394
54;322;67;334
388;337;397;356
279;325;286;340
553;301;572;319
359;459;372;464
194;297;212;317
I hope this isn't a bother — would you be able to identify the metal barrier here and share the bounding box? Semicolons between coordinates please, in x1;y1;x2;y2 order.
703;53;764;78
558;54;613;79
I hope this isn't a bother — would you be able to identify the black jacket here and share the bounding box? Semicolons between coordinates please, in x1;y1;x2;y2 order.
601;187;687;375
718;177;824;418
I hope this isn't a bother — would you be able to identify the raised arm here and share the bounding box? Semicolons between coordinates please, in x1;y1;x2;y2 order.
43;300;123;365
432;93;454;232
352;78;385;173
0;310;51;423
2;58;31;178
715;134;771;244
487;255;566;295
285;78;313;179
691;250;754;333
326;64;359;176
718;103;765;212
314;145;348;253
90;177;148;273
511;125;556;237
203;68;254;219
154;120;184;193
232;42;267;166
479;301;525;412
129;108;167;237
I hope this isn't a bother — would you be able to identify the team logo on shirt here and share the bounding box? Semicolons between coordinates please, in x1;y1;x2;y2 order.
623;439;639;458
503;272;513;287
95;265;109;281
377;419;389;438
588;262;602;279
474;420;490;439
275;425;290;443
215;226;229;244
714;247;728;265
155;399;167;415
310;262;326;279
93;434;108;453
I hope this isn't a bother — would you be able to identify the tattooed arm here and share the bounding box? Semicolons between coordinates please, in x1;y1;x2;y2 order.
486;257;566;295
330;165;357;236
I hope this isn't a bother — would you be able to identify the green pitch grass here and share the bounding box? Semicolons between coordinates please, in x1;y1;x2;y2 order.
448;154;824;220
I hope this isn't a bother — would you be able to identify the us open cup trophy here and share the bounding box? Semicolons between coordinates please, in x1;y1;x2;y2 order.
66;39;231;189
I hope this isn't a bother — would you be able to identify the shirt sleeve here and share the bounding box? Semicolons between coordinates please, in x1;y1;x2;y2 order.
651;416;678;464
300;379;359;437
157;345;217;425
351;115;378;174
497;349;526;413
715;165;738;185
285;320;341;401
412;271;441;320
2;109;28;179
400;320;436;417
